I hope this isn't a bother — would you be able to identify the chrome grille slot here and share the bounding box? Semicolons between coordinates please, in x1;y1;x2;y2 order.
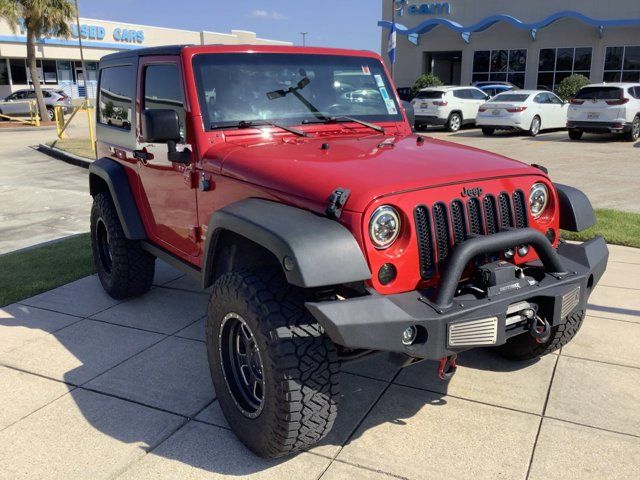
499;193;514;228
513;190;528;229
432;202;451;265
483;195;499;235
467;197;484;235
415;205;435;278
448;317;498;347
450;200;467;245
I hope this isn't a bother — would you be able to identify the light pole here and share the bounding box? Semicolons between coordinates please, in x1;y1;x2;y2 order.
300;32;308;46
74;0;88;104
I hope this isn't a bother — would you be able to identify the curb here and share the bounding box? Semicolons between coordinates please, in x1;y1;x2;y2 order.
37;143;93;169
0;125;57;132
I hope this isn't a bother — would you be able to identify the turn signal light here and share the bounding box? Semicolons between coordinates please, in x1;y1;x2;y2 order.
507;106;527;113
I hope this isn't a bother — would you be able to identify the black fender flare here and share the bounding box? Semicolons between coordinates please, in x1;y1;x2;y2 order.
202;198;371;289
554;183;596;232
88;158;146;240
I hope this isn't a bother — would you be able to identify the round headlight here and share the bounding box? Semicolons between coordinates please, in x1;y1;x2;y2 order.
529;183;549;219
369;206;401;249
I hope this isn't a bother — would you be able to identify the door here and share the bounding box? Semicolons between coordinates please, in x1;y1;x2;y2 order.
425;51;462;85
468;88;490;120
2;91;31;115
136;58;199;257
547;92;568;128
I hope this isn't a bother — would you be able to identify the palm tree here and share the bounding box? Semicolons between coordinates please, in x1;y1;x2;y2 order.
0;0;75;123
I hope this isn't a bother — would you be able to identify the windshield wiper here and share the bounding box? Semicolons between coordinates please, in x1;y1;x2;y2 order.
266;76;328;122
303;115;385;134
211;120;310;137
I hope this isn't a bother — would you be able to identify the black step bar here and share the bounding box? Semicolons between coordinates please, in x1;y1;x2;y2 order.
434;228;567;308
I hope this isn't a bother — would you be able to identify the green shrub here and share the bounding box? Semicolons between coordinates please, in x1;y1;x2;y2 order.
413;73;444;93
554;74;590;101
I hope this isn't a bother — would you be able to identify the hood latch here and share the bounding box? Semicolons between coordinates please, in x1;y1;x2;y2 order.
326;187;351;220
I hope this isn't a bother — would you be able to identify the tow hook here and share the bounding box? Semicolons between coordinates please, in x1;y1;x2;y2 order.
437;354;457;381
530;316;552;343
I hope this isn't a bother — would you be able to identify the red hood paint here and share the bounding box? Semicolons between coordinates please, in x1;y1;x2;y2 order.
205;131;540;213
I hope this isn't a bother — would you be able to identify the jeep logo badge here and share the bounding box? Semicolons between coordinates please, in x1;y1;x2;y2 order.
461;186;483;197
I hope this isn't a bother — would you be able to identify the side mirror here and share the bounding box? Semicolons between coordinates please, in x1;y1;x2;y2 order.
141;109;190;165
141;109;181;143
401;100;415;127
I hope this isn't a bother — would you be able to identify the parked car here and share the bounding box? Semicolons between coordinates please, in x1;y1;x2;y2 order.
90;44;607;459
0;88;72;121
411;86;489;131
567;83;640;141
478;84;516;98
477;90;568;136
472;81;516;89
396;86;415;102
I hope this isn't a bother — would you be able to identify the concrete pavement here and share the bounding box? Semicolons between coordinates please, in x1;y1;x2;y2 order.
0;247;638;479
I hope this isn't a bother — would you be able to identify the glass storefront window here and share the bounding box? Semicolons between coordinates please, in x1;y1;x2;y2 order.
537;47;592;92
9;59;27;84
42;60;57;84
57;60;73;82
0;59;9;85
604;46;640;84
473;49;527;88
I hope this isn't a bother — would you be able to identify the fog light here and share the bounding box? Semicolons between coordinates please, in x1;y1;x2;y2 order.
378;263;397;285
517;245;530;257
545;228;556;244
504;247;515;259
402;326;418;346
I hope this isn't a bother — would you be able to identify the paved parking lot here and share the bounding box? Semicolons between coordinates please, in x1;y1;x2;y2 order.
424;128;640;213
1;245;638;479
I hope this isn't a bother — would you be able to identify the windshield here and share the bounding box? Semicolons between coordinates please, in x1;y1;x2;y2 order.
490;94;530;102
574;87;622;100
192;53;402;130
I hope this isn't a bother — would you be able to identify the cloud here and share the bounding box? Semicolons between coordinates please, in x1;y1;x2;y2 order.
250;9;286;20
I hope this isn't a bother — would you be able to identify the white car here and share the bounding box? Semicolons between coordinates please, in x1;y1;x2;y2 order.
411;86;489;132
477;90;568;137
567;83;640;142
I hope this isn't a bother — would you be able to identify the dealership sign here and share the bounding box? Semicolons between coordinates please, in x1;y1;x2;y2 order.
18;20;144;44
395;1;451;16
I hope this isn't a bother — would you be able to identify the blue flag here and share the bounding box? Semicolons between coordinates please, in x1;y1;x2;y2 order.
388;22;397;64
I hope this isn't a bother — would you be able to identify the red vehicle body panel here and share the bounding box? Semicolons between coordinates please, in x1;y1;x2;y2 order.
98;45;559;295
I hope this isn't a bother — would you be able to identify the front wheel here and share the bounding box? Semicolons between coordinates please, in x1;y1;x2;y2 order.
446;112;462;132
46;107;55;121
206;269;340;458
90;192;155;299
624;115;640;142
493;310;585;361
568;129;583;141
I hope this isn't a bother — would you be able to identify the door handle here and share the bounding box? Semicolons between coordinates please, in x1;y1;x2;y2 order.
133;149;153;163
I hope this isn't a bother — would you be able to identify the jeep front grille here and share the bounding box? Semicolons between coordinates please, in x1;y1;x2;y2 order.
415;191;528;279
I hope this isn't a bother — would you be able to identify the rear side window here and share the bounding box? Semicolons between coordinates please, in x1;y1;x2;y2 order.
490;94;529;102
574;87;622;100
453;89;470;99
415;90;444;99
98;65;134;130
143;64;186;140
468;89;488;100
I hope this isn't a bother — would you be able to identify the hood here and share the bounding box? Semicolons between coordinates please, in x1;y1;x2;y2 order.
208;133;540;213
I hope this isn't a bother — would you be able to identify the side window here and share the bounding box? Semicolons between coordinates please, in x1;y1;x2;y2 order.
533;93;546;104
24;91;36;99
98;65;134;130
549;93;563;104
470;89;488;100
143;64;186;140
453;90;465;99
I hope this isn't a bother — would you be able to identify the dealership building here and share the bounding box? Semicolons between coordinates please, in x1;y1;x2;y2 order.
380;0;640;91
0;17;290;98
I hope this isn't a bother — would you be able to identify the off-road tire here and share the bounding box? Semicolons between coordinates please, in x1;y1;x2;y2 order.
90;192;155;299
482;127;495;136
446;112;462;132
623;115;640;142
493;310;585;361
206;268;339;458
568;129;583;141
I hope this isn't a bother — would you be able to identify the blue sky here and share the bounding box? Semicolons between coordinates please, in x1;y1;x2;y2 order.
78;0;384;52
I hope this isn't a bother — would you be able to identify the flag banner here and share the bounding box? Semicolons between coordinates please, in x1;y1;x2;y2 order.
388;23;397;64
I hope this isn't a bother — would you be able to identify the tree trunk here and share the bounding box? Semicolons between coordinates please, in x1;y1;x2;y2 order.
26;29;51;124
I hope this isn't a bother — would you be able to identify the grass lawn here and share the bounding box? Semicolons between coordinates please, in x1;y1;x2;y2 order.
0;234;95;308
561;208;640;249
48;138;95;159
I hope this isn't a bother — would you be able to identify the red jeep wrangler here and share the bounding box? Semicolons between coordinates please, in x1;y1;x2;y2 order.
90;45;608;457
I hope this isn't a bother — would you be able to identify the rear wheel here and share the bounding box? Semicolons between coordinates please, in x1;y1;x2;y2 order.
624;115;640;142
46;107;55;121
568;129;583;140
494;310;585;361
446;112;462;132
481;127;495;136
528;116;541;137
90;192;155;299
206;268;340;458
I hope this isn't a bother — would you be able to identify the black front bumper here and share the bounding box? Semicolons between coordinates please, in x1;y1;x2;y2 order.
567;120;632;134
306;234;608;360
